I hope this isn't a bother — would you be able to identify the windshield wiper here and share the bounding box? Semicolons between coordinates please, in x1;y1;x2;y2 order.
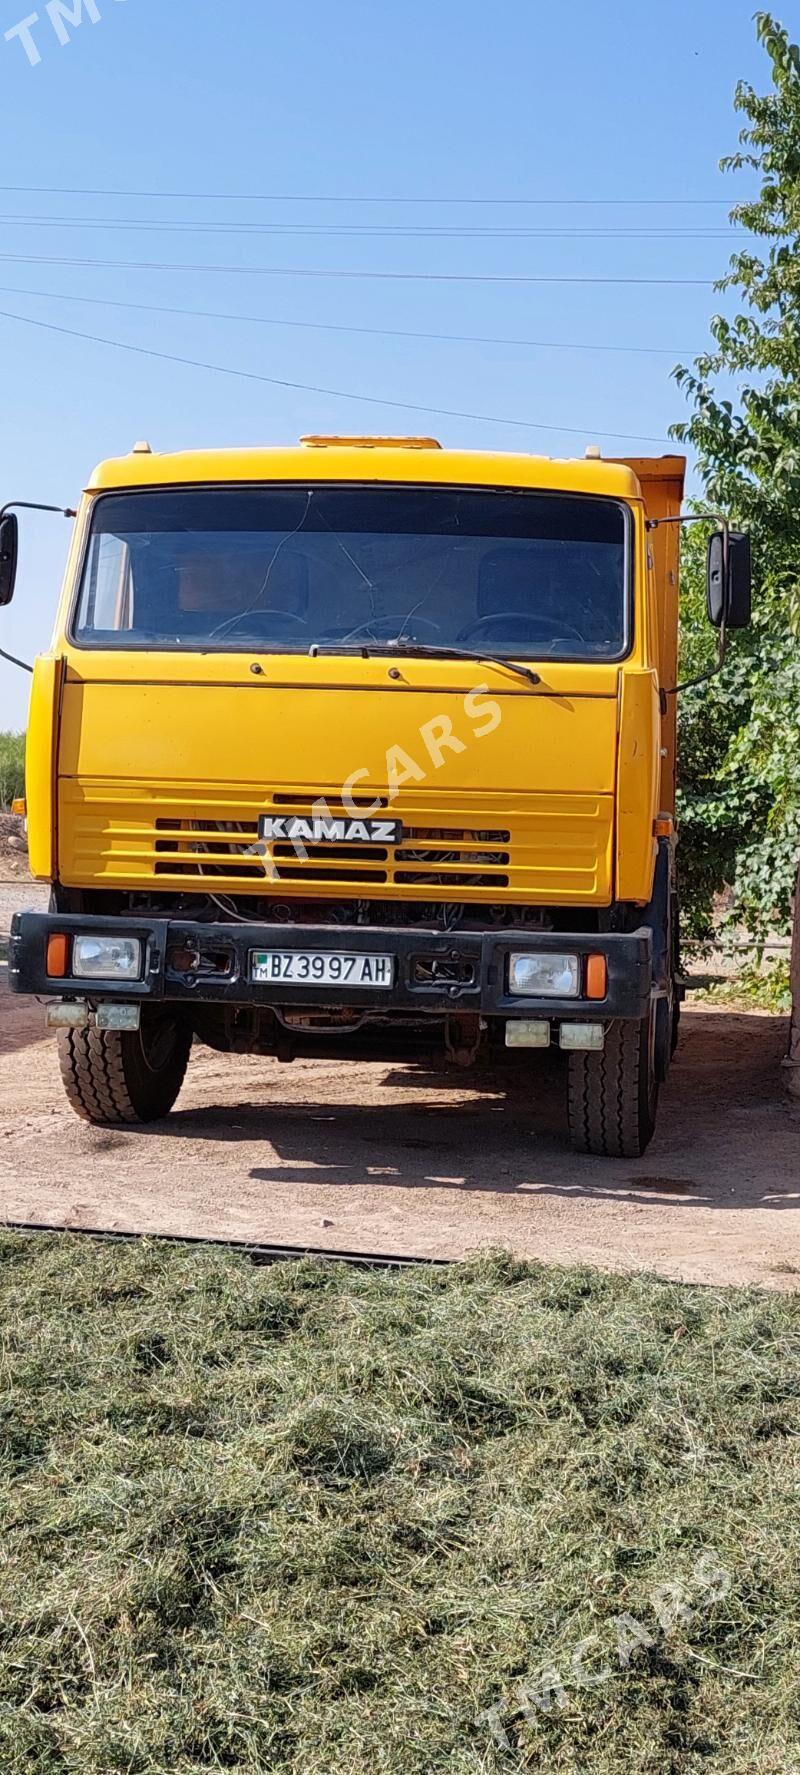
308;637;541;686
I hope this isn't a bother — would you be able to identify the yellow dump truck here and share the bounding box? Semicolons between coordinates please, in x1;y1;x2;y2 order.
2;438;751;1155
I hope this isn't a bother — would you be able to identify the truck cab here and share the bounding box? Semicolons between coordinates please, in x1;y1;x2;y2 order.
3;437;748;1156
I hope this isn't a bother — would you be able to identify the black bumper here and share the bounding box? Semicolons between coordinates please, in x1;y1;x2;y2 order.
9;911;653;1022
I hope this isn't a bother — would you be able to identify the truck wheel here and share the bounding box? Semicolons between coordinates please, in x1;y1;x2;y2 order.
57;1013;192;1126
567;1013;658;1159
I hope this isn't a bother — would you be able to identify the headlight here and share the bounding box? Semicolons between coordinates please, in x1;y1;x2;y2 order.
72;935;142;980
508;952;580;997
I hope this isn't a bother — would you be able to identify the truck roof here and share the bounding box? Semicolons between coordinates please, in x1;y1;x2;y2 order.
86;443;685;502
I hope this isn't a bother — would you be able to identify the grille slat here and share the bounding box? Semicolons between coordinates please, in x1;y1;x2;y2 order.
61;786;614;903
150;812;518;888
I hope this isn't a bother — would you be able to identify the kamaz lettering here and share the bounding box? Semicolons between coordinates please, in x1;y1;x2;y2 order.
259;816;403;846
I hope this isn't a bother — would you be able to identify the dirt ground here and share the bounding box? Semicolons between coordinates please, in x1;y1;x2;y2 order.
0;818;28;881
1;882;798;1289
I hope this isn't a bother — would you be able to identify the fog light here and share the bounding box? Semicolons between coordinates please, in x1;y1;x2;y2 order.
560;1023;605;1052
72;935;142;981
95;1004;141;1031
508;952;580;997
505;1020;551;1049
45;1001;88;1030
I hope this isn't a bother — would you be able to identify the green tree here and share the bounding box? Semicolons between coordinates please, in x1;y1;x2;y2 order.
672;10;800;1087
0;732;25;810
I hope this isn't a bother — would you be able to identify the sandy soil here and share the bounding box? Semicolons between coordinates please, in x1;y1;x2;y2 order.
1;883;798;1289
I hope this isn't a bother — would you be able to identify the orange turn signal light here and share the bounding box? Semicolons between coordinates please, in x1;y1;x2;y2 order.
654;813;674;838
586;954;608;1001
11;798;26;818
46;933;70;979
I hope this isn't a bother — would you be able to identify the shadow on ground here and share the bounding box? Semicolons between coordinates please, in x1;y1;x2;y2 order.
136;1010;797;1212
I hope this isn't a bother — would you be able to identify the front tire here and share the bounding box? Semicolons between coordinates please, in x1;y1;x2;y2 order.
567;1013;658;1159
57;1013;192;1126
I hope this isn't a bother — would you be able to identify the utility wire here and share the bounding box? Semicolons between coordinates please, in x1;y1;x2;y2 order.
0;184;740;205
0;212;745;240
0;251;717;285
0;282;698;358
0;304;675;446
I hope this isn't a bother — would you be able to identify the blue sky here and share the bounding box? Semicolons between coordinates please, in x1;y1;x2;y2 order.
0;0;773;725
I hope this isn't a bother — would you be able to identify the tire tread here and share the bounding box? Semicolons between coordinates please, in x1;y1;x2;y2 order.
567;1018;656;1159
57;1022;189;1126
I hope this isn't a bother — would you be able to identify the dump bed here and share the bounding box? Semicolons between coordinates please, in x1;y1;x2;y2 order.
614;455;686;814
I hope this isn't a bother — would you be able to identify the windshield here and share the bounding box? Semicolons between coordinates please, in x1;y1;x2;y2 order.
72;485;630;661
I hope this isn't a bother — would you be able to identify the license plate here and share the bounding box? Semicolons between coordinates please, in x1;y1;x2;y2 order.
250;949;394;989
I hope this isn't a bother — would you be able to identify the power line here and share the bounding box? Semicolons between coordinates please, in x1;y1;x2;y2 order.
0;282;699;358
0;184;739;205
0;251;717;285
0;304;675;446
0;212;744;241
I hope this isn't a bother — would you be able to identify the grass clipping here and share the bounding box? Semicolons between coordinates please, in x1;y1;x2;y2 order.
0;1237;797;1773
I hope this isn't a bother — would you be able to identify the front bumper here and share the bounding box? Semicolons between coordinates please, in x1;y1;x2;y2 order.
9;912;653;1022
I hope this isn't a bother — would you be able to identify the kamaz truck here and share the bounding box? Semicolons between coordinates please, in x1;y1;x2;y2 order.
1;437;751;1156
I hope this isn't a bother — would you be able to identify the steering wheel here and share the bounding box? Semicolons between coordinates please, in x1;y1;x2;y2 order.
457;611;585;647
340;615;442;642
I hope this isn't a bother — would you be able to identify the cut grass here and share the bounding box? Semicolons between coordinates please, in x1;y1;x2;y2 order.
0;1236;797;1773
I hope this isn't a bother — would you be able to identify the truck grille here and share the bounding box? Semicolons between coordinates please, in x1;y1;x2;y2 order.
153;814;512;890
59;784;614;904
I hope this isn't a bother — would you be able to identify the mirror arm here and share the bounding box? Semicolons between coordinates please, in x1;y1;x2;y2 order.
0;645;33;675
661;650;724;708
662;620;728;706
0;500;77;520
646;511;729;535
0;500;77;673
647;511;731;704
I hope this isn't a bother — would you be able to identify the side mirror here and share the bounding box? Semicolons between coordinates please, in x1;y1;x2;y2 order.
726;532;753;628
0;512;18;607
707;530;752;630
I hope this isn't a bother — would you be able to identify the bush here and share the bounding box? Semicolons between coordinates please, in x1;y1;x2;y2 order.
0;733;24;809
673;14;800;946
